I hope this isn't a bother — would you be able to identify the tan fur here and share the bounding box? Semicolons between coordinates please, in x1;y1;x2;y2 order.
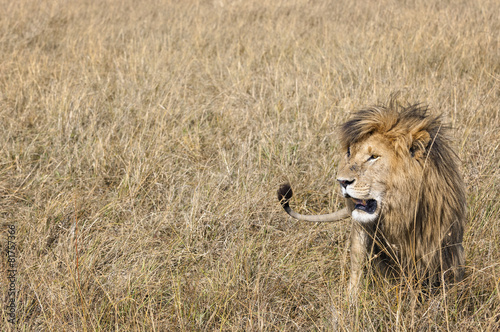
338;103;466;293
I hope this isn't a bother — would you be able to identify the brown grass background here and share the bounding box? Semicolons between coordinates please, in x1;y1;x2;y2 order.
1;0;499;330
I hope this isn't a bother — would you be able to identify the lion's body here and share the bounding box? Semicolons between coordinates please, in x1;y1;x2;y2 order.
337;104;466;291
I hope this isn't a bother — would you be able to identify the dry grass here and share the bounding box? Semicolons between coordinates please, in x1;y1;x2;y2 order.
0;0;499;330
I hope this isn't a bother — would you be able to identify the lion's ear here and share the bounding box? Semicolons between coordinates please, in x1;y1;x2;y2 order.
409;129;431;158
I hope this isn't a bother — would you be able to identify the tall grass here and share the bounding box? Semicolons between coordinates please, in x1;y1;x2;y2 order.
0;0;499;330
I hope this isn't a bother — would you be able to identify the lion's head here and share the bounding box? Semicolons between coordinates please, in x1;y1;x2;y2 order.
337;104;461;224
337;104;466;243
278;103;466;292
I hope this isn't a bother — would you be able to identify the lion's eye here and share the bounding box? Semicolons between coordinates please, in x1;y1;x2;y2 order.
368;155;380;161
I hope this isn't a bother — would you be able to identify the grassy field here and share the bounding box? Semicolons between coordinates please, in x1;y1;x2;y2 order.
1;0;499;330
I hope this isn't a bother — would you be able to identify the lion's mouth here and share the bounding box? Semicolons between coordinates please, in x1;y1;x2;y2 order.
350;197;377;214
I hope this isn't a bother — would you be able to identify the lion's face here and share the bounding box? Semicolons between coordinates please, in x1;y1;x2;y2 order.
337;133;397;223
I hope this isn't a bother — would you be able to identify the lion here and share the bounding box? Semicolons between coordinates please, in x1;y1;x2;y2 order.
277;103;466;295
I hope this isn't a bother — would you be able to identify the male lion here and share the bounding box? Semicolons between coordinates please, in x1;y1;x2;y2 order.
277;103;466;295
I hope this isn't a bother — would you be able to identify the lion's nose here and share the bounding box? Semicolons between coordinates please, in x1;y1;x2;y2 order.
337;178;355;189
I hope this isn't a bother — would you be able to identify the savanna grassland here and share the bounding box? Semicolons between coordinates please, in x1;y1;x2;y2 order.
1;0;499;330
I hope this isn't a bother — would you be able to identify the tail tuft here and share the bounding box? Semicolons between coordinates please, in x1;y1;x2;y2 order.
277;183;293;207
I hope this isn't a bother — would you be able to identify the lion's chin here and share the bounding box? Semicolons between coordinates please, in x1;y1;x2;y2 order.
351;209;379;223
